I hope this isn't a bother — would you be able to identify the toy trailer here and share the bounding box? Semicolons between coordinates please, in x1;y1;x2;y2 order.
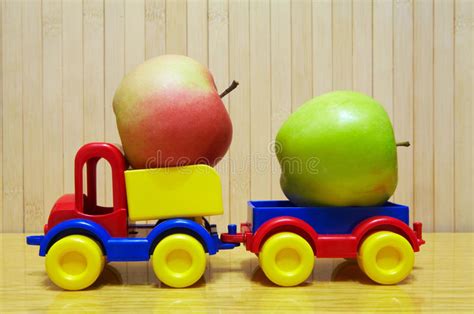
221;200;425;286
27;142;237;290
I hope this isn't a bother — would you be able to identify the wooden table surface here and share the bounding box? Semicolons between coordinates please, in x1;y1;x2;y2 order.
1;233;473;313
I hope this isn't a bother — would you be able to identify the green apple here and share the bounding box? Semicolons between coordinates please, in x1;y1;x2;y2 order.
276;91;397;207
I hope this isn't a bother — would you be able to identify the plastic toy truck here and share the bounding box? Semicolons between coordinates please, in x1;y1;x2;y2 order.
26;142;238;290
221;200;425;286
27;142;424;290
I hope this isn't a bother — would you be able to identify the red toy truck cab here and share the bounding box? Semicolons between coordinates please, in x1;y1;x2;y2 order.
45;143;128;237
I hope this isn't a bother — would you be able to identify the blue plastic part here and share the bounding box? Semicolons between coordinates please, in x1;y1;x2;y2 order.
146;218;218;255
228;224;237;235
107;238;150;261
27;218;226;261
103;220;239;259
212;232;239;250
37;219;111;256
217;241;239;250
26;235;44;246
248;200;409;234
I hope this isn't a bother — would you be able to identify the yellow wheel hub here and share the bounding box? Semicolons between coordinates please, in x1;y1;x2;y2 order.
276;248;301;272
60;251;88;275
166;249;193;273
376;246;401;270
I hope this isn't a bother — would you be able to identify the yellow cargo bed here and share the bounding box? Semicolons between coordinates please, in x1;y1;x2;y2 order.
124;164;224;221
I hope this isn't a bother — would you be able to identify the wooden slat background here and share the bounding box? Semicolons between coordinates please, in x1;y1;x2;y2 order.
1;0;473;233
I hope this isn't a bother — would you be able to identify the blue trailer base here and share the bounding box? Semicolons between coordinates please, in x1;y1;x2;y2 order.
248;200;410;234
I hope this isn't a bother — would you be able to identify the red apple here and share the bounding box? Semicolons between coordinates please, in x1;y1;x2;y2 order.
113;55;232;169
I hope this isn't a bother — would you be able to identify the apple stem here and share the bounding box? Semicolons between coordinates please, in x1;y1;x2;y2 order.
396;141;411;147
219;80;239;98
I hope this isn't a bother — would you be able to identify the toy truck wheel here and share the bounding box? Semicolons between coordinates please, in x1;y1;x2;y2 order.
151;233;206;288
357;231;415;284
45;235;105;290
258;232;314;287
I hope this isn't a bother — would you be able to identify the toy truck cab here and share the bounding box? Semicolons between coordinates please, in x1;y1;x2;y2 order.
221;200;425;286
43;143;129;237
27;142;237;290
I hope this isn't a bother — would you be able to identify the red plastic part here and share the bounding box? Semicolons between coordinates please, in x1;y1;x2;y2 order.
220;223;252;247
413;221;425;246
224;215;425;259
315;235;358;258
75;143;128;212
351;216;421;252
249;216;319;254
45;143;129;237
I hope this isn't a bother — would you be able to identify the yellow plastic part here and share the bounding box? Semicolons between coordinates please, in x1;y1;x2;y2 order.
357;231;415;285
45;235;105;290
125;164;224;221
259;232;315;287
151;233;206;288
